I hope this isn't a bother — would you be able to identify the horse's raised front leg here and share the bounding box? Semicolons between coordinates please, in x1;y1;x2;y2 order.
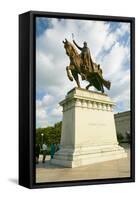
66;66;73;81
72;71;81;88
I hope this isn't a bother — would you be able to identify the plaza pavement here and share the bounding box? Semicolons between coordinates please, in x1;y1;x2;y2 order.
36;144;130;183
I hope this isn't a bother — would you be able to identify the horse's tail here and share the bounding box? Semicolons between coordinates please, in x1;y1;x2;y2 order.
97;74;111;90
103;80;111;90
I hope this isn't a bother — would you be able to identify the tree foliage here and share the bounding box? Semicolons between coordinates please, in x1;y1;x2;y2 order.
36;121;62;146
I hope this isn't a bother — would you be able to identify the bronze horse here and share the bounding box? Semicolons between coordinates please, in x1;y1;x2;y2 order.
63;39;111;93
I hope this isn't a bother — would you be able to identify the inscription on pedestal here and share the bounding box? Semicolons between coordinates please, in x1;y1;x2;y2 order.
88;123;106;126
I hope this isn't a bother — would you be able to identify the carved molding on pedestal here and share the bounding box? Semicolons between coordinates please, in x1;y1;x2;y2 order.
61;97;114;112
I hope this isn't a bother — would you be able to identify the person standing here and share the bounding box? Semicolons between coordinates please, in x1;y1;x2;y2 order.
42;143;47;163
50;143;55;159
35;144;40;164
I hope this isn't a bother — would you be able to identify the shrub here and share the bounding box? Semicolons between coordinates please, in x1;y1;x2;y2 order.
117;132;124;143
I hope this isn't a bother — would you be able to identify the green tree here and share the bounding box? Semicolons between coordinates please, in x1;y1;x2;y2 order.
35;121;62;146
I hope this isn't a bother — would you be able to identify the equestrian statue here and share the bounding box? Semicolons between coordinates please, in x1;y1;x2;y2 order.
63;38;111;93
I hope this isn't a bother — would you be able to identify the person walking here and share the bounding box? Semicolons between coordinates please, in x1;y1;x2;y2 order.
35;144;40;164
42;143;48;163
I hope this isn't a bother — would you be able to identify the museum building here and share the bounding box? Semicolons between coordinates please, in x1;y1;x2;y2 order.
114;111;130;142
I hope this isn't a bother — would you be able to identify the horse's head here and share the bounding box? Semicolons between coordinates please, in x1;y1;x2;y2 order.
63;39;72;56
63;39;78;57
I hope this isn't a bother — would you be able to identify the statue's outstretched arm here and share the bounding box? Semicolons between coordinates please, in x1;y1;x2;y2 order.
73;40;82;51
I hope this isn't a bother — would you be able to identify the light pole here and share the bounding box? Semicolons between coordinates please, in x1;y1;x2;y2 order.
41;133;44;147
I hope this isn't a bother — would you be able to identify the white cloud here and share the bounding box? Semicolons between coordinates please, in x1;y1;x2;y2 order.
36;18;130;127
101;42;129;78
41;94;54;106
50;106;62;117
36;94;62;127
36;100;47;128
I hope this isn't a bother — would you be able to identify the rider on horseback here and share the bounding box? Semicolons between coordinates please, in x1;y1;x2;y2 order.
63;38;111;92
73;40;94;80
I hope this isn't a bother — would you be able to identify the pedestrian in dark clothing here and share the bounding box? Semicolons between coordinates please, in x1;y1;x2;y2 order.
50;144;55;159
35;144;40;164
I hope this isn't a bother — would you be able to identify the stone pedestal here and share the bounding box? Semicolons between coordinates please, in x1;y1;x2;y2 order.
51;87;127;168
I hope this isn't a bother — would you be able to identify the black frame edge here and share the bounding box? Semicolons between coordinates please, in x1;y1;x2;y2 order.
19;12;32;188
130;17;135;182
22;10;135;22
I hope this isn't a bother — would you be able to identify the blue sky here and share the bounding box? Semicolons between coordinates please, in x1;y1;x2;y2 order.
36;17;49;37
36;17;130;128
